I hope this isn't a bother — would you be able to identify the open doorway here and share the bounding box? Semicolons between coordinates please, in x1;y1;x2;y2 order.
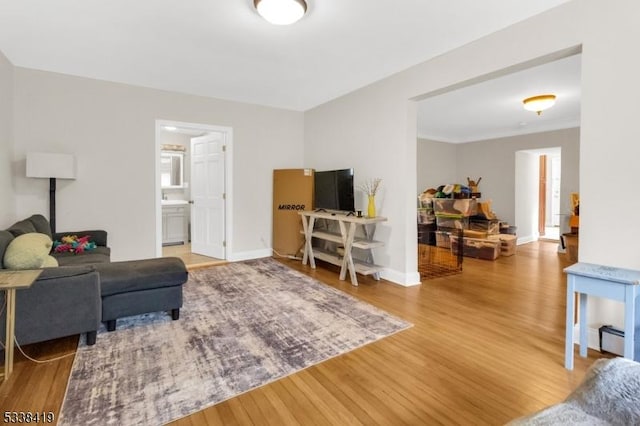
540;151;562;241
514;146;564;244
155;120;233;269
415;52;580;263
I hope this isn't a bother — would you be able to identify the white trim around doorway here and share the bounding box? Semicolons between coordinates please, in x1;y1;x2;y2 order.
155;119;234;260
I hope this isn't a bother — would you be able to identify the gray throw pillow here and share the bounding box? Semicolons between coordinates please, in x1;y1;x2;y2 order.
0;230;15;269
28;214;52;238
7;219;37;237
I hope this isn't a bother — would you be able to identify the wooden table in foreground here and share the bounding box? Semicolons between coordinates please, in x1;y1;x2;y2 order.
0;269;42;382
564;262;640;370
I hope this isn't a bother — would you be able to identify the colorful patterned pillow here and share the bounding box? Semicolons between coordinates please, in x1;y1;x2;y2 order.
53;235;97;254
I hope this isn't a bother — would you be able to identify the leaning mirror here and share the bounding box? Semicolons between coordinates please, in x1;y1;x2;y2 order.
160;151;184;188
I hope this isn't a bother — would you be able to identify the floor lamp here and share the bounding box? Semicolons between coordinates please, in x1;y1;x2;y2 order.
26;152;77;234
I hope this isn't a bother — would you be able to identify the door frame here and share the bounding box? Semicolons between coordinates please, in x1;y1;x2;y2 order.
155;119;234;259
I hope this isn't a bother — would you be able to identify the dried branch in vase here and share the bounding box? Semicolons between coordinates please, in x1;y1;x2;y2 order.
359;178;382;196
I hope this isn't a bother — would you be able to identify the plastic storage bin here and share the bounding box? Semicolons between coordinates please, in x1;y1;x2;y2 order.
488;234;517;256
469;218;500;235
433;199;478;217
436;216;469;230
417;208;435;224
450;235;500;260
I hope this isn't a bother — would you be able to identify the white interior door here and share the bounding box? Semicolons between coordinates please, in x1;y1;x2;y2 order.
190;133;226;258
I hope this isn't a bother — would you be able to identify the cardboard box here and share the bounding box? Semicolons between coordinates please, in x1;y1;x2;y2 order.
273;169;314;257
563;233;579;263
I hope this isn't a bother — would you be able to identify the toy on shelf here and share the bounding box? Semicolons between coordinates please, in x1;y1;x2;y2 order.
569;192;579;233
466;177;482;196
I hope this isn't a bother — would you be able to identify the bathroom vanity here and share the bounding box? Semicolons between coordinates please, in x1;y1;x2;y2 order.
162;200;189;246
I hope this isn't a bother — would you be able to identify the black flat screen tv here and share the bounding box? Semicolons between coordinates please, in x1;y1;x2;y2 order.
314;168;355;213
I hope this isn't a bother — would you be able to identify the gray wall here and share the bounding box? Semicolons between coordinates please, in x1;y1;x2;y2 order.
416;138;457;193
0;50;15;227
417;128;579;243
455;127;580;234
12;67;304;261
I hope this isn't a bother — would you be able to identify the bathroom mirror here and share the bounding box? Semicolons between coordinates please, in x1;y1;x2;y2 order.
160;151;184;188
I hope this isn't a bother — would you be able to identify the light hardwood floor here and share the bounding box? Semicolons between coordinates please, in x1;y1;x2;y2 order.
0;241;607;425
162;243;227;270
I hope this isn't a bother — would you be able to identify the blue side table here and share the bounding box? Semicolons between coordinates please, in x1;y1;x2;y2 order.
564;262;640;370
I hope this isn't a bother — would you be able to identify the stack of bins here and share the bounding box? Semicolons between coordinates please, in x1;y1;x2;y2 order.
433;198;477;249
417;198;436;246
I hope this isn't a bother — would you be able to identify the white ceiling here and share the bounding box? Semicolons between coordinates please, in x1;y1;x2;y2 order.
417;53;582;143
0;0;570;111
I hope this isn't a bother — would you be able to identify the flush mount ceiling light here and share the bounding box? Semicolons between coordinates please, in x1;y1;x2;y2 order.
523;94;557;115
254;0;307;25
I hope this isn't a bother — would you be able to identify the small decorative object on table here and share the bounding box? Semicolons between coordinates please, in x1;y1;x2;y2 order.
359;178;382;218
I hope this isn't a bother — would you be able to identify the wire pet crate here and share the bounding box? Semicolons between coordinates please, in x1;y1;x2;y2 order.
418;229;463;280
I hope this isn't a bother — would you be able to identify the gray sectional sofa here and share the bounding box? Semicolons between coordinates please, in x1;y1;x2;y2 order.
0;214;188;347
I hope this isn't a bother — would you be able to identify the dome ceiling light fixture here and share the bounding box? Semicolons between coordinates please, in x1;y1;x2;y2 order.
523;94;557;115
254;0;307;25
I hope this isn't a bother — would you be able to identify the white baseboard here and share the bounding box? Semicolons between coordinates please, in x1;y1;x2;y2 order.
517;235;537;245
572;323;625;356
228;249;272;262
380;269;421;287
572;323;601;351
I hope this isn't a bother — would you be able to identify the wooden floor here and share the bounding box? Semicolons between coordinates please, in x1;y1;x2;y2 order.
162;243;227;270
0;241;607;425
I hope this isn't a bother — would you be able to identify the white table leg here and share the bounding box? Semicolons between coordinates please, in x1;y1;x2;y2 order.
301;216;316;269
565;276;575;370
300;215;308;264
338;221;358;286
579;292;588;358
624;285;636;360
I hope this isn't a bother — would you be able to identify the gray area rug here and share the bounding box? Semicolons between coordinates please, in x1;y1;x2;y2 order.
59;258;411;425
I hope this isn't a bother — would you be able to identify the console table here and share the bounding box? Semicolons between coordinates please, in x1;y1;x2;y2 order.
0;269;42;382
564;262;640;370
299;211;386;286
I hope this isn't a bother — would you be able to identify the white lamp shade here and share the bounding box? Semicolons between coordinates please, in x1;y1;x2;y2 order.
26;152;77;179
255;0;307;25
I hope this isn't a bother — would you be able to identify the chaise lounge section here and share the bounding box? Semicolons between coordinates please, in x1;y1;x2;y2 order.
95;257;186;331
